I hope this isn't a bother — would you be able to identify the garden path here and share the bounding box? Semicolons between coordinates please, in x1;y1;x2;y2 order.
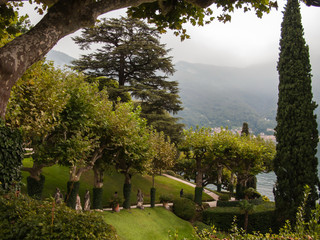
162;173;219;207
102;174;220;211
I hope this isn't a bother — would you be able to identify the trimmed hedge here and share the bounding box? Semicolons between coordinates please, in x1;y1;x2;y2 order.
27;174;45;199
150;187;156;207
202;203;276;233
93;187;103;209
217;198;265;207
123;183;131;209
66;181;80;209
0;192;118;240
194;187;203;205
173;197;196;221
217;200;241;207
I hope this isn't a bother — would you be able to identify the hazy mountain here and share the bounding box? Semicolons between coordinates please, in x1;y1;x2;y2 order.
45;50;320;134
173;60;320;134
46;50;75;67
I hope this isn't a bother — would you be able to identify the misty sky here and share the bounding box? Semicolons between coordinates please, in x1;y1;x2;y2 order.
21;1;320;68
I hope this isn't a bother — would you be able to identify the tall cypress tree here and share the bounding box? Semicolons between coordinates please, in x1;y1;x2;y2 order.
274;0;319;224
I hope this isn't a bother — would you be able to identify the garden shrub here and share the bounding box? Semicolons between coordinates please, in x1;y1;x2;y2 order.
244;187;261;199
93;187;103;209
173;197;196;221
159;193;173;203
123;183;131;209
66;181;80;209
202;203;276;233
0;122;24;191
27;174;45;199
184;193;194;201
194;187;203;205
165;170;176;176
217;198;265;207
0;193;118;240
218;192;231;201
150;187;156;207
217;200;241;207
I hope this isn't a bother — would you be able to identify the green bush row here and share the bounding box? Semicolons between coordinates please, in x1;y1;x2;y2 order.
217;198;265;207
202;204;276;233
0;192;118;240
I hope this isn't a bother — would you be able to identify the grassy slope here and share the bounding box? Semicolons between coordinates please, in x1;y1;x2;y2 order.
21;159;213;207
102;208;195;240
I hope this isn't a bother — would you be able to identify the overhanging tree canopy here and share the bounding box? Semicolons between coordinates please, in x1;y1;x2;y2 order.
0;0;278;118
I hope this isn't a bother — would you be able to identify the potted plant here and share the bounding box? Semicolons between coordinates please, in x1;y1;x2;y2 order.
109;196;122;212
159;194;173;210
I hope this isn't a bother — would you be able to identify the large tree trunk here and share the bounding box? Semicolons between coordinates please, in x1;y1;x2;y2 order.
0;0;155;118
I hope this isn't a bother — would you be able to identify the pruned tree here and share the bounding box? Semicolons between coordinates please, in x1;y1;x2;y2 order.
179;126;213;205
274;0;319;224
6;61;70;198
51;74;112;208
107;102;151;209
148;130;176;207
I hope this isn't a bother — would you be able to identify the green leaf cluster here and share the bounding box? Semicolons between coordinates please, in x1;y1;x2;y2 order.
0;120;23;191
72;16;183;143
177;127;275;190
274;0;319;224
0;192;118;240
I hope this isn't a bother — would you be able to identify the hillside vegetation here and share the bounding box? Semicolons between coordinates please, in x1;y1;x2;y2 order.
174;61;320;134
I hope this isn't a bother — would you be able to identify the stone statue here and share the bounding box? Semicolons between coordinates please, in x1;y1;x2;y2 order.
75;194;82;211
136;189;144;210
54;187;63;204
84;189;90;211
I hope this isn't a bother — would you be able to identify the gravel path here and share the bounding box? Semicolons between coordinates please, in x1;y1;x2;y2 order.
162;173;219;207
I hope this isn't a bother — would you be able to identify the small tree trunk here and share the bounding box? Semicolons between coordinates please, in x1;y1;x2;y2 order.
217;165;222;192
244;212;249;232
152;174;155;188
194;159;203;205
22;162;46;198
150;187;156;208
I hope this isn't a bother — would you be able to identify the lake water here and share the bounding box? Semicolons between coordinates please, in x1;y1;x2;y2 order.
206;172;277;201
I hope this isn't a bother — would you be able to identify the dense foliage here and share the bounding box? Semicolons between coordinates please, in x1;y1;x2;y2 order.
172;197;196;221
72;17;184;143
0;120;23;191
274;0;319;224
177;127;275;202
0;192;118;240
202;203;275;233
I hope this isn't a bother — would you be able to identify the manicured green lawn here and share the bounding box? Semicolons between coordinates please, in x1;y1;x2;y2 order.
21;159;213;207
102;207;195;240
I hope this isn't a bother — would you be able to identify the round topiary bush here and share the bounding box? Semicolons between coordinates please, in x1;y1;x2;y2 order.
0;192;118;240
173;197;196;221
